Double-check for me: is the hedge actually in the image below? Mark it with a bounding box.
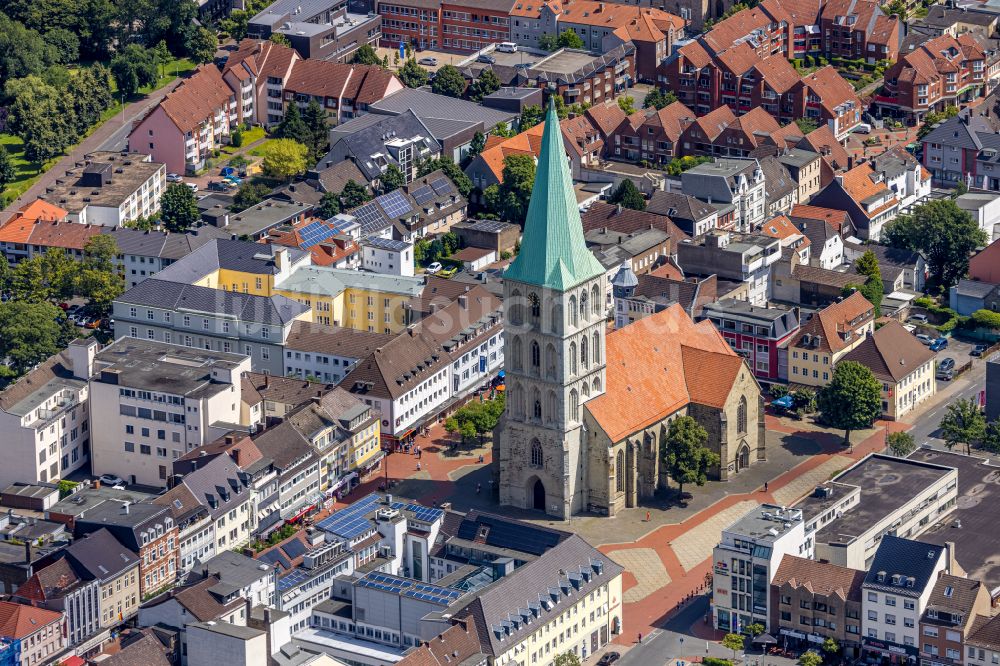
[972,309,1000,329]
[704,658,733,666]
[912,297,960,333]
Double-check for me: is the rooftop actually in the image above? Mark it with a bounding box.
[40,152,164,214]
[725,503,804,542]
[92,338,246,397]
[224,199,311,238]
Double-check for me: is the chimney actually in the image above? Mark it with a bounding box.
[263,374,270,389]
[203,567,210,579]
[225,434,236,446]
[23,541,31,563]
[945,541,962,574]
[68,338,98,380]
[458,295,468,309]
[616,204,623,215]
[122,502,130,515]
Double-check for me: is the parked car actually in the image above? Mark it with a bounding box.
[915,334,933,345]
[497,42,518,53]
[418,57,438,66]
[58,302,70,311]
[438,267,458,278]
[908,314,928,324]
[598,653,621,666]
[426,262,443,274]
[936,368,954,381]
[938,357,955,371]
[208,180,233,192]
[929,337,949,352]
[185,182,199,193]
[66,304,80,315]
[854,123,873,134]
[514,62,534,69]
[84,317,101,329]
[972,344,989,357]
[98,474,125,488]
[476,54,496,64]
[224,175,242,186]
[166,173,184,183]
[220,166,237,178]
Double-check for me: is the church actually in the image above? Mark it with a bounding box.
[494,102,766,519]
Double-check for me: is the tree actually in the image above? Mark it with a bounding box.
[917,107,958,140]
[159,183,200,233]
[661,416,720,495]
[302,99,330,161]
[4,76,77,164]
[538,33,559,51]
[39,248,76,301]
[398,58,429,88]
[232,182,272,212]
[817,361,882,444]
[416,157,473,197]
[188,27,217,64]
[269,33,291,46]
[746,623,764,638]
[468,131,487,159]
[795,117,819,134]
[432,65,467,98]
[0,301,67,376]
[352,44,384,67]
[822,638,840,657]
[556,29,585,49]
[484,154,536,223]
[882,0,907,19]
[380,164,406,193]
[82,234,120,273]
[847,250,884,317]
[491,121,515,138]
[318,191,341,219]
[608,179,646,211]
[76,267,123,312]
[520,104,545,130]
[274,104,312,147]
[46,27,80,64]
[887,431,916,457]
[110,44,158,97]
[444,393,505,446]
[553,653,581,666]
[617,95,636,114]
[220,9,252,41]
[983,420,1000,454]
[798,651,823,666]
[939,397,986,454]
[469,68,501,102]
[57,479,79,499]
[0,146,15,193]
[341,180,372,209]
[883,199,988,290]
[262,139,308,180]
[855,249,880,279]
[722,633,745,663]
[0,14,59,84]
[643,87,678,110]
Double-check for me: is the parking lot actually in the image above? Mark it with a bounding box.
[903,314,982,383]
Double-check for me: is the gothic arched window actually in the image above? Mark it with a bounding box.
[531,439,543,468]
[530,341,540,369]
[511,337,523,371]
[580,336,588,369]
[582,382,590,398]
[592,285,601,315]
[510,289,523,325]
[737,395,748,435]
[569,295,578,327]
[569,342,578,375]
[545,343,557,379]
[616,449,624,493]
[570,389,579,422]
[547,391,558,421]
[533,398,542,420]
[580,290,588,322]
[528,293,541,319]
[593,377,601,393]
[592,331,601,364]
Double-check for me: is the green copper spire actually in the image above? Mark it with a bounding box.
[503,99,605,291]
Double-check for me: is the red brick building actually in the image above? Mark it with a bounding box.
[442,0,514,52]
[377,0,441,51]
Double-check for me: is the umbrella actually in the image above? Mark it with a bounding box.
[753,633,778,645]
[771,395,794,409]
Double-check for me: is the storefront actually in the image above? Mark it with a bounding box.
[863,637,919,664]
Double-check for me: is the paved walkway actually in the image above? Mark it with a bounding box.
[2,79,185,219]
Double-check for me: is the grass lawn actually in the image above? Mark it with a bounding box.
[221,126,267,155]
[2,57,196,206]
[248,139,275,157]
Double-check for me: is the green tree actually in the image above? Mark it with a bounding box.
[76,267,123,313]
[643,87,678,110]
[232,182,272,212]
[491,121,515,138]
[159,183,201,233]
[380,164,406,193]
[352,44,384,66]
[0,300,67,376]
[0,14,59,84]
[887,431,916,457]
[432,65,467,98]
[556,29,585,49]
[746,623,764,638]
[270,33,291,46]
[798,651,823,666]
[882,0,907,19]
[845,250,883,317]
[722,633,745,662]
[398,58,429,88]
[468,131,487,159]
[608,179,646,211]
[983,420,1000,454]
[110,44,158,97]
[188,27,217,64]
[46,27,80,64]
[883,199,988,290]
[520,104,545,130]
[795,117,819,134]
[4,75,77,164]
[484,154,536,223]
[220,9,252,41]
[818,361,883,444]
[82,234,120,273]
[855,249,880,278]
[40,248,76,301]
[274,104,312,147]
[10,257,49,302]
[661,415,720,495]
[318,191,341,218]
[538,33,559,51]
[916,107,958,140]
[617,95,636,114]
[57,479,79,499]
[231,128,244,148]
[341,180,372,209]
[553,653,582,666]
[469,68,501,102]
[416,157,473,197]
[444,393,505,446]
[822,638,840,657]
[0,146,15,193]
[939,397,986,454]
[262,138,309,180]
[302,99,330,161]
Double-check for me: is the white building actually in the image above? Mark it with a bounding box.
[0,338,96,488]
[712,503,812,633]
[861,537,949,662]
[681,158,767,232]
[282,322,394,385]
[187,621,268,666]
[88,338,252,487]
[872,146,932,212]
[360,237,414,277]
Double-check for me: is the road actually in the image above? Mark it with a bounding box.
[907,351,996,448]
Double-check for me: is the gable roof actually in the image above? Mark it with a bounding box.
[97,633,172,666]
[772,554,865,600]
[0,601,62,639]
[64,528,140,582]
[842,320,935,382]
[788,291,873,353]
[837,162,898,219]
[152,65,235,134]
[800,125,850,173]
[585,303,749,441]
[863,535,945,597]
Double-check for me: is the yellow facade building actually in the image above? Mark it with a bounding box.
[788,292,875,387]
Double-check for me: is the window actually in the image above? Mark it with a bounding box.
[531,439,543,468]
[737,396,747,434]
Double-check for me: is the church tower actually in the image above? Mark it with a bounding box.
[496,100,607,519]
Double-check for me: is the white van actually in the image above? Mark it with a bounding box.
[497,42,518,53]
[854,123,873,134]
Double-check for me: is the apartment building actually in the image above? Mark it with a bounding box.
[39,151,167,226]
[129,66,237,175]
[322,110,441,187]
[282,60,404,125]
[62,529,141,631]
[811,162,900,241]
[223,39,299,127]
[0,601,66,666]
[87,338,252,487]
[702,299,800,384]
[247,0,381,62]
[877,34,987,123]
[841,320,936,421]
[919,574,991,666]
[0,339,95,489]
[681,159,767,232]
[676,230,781,305]
[787,292,874,387]
[250,422,323,526]
[14,558,100,649]
[777,148,824,204]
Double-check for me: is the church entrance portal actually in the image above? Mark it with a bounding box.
[737,443,750,472]
[532,479,546,511]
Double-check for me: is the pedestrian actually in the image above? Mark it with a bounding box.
[416,462,421,472]
[764,481,769,492]
[638,632,643,644]
[646,510,651,522]
[479,454,484,464]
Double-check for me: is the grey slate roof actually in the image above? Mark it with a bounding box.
[117,278,308,326]
[647,190,716,223]
[862,535,946,598]
[324,111,441,182]
[921,114,997,151]
[75,502,173,552]
[175,454,252,520]
[369,89,517,131]
[758,155,796,207]
[953,278,998,298]
[64,528,139,582]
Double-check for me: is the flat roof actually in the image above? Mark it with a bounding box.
[911,448,1000,593]
[815,453,956,547]
[226,199,311,238]
[41,152,164,214]
[725,503,804,542]
[702,298,795,323]
[793,481,861,524]
[93,338,246,398]
[533,49,601,74]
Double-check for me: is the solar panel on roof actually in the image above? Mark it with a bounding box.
[278,567,311,591]
[281,538,307,559]
[391,501,443,524]
[429,177,453,195]
[351,202,388,235]
[316,493,381,538]
[410,185,436,206]
[378,190,413,219]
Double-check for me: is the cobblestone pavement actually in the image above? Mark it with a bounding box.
[332,412,903,657]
